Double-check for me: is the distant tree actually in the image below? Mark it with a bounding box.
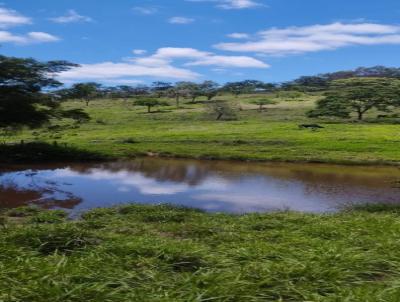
[175,82,201,103]
[132,84,150,96]
[166,87,181,108]
[199,80,220,100]
[250,98,277,112]
[222,80,265,97]
[326,66,400,80]
[288,76,330,92]
[69,82,102,106]
[51,88,72,101]
[259,83,277,92]
[286,66,400,92]
[208,100,238,121]
[133,97,169,113]
[308,78,400,120]
[0,55,78,128]
[151,81,173,98]
[115,85,136,101]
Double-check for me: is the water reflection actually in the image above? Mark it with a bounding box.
[1,158,400,213]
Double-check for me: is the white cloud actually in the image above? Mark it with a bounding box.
[0,30,25,43]
[227,32,250,39]
[0,7,59,44]
[0,30,59,44]
[154,47,210,58]
[58,47,268,84]
[217,0,263,9]
[58,61,200,83]
[56,168,190,195]
[187,0,264,10]
[185,55,269,68]
[133,6,159,15]
[94,79,144,85]
[132,49,147,55]
[168,17,195,24]
[50,9,92,23]
[215,22,400,55]
[27,31,60,42]
[0,7,31,28]
[151,47,268,68]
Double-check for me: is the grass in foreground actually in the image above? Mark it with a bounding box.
[2,204,400,301]
[3,95,400,165]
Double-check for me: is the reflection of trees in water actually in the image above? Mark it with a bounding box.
[70,159,212,186]
[67,158,400,194]
[0,171,82,210]
[280,169,400,201]
[2,158,400,212]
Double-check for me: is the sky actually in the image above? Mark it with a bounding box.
[1,0,400,85]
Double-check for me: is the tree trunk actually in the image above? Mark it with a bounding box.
[85,99,90,106]
[259,104,263,112]
[147,106,151,113]
[176,95,180,108]
[357,110,363,120]
[216,113,223,120]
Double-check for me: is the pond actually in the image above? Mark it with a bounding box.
[1,158,400,214]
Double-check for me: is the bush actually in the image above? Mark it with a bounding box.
[207,100,238,121]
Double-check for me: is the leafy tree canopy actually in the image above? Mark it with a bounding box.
[222,80,270,96]
[0,55,80,128]
[133,97,169,113]
[308,78,400,120]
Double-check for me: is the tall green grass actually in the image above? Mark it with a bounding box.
[2,204,400,301]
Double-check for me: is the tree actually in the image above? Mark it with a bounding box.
[151,81,173,98]
[115,85,136,101]
[199,80,220,100]
[308,78,400,120]
[286,66,400,92]
[68,82,102,106]
[0,55,78,128]
[132,84,150,96]
[285,76,330,92]
[326,66,400,80]
[166,87,181,108]
[250,98,277,112]
[208,100,238,121]
[222,80,265,97]
[133,97,169,113]
[175,82,201,103]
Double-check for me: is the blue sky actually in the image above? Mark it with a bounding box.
[1,0,400,85]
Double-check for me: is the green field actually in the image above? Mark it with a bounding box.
[2,94,400,301]
[2,204,400,301]
[3,93,400,164]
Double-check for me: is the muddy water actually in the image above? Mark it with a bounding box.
[0,158,399,214]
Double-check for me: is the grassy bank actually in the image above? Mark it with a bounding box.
[2,204,400,301]
[3,95,400,165]
[0,142,106,163]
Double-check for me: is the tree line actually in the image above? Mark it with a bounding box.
[1,53,400,130]
[54,80,277,107]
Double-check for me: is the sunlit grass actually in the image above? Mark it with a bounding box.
[2,204,400,301]
[3,94,400,164]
